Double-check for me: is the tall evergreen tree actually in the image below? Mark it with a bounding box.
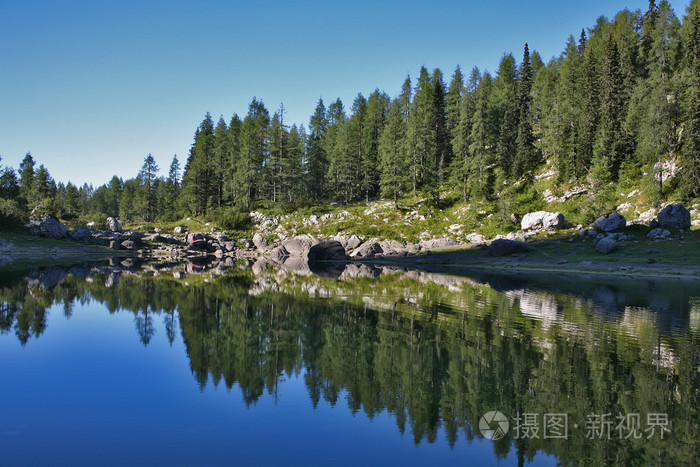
[450,67,479,202]
[513,43,536,178]
[493,54,519,174]
[306,99,329,202]
[406,66,438,197]
[379,76,411,204]
[18,152,35,209]
[683,5,700,197]
[431,69,449,183]
[138,154,159,221]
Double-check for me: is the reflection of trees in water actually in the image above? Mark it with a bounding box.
[0,263,698,463]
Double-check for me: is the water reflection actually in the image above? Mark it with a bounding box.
[0,257,698,464]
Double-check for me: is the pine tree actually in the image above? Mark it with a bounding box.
[306,99,329,202]
[468,72,496,200]
[591,33,625,185]
[379,76,411,204]
[360,90,389,201]
[407,66,438,197]
[493,54,518,174]
[235,99,269,209]
[450,67,479,203]
[683,5,700,197]
[513,43,536,178]
[138,154,159,221]
[0,166,20,200]
[431,69,449,183]
[18,152,35,209]
[213,116,228,207]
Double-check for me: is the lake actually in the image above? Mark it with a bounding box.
[0,257,698,465]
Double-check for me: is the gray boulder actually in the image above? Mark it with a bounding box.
[657,204,691,229]
[595,237,618,254]
[420,238,459,249]
[350,242,383,259]
[378,240,407,257]
[174,226,186,234]
[120,240,137,251]
[521,211,565,231]
[253,233,267,249]
[647,228,671,240]
[488,239,530,257]
[307,240,349,261]
[282,237,315,256]
[105,217,122,232]
[69,226,92,243]
[591,212,626,232]
[26,215,68,239]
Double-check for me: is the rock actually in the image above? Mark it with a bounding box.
[595,237,618,254]
[154,228,162,233]
[521,211,565,231]
[350,242,383,259]
[307,240,349,261]
[105,217,122,232]
[656,204,691,229]
[108,240,121,250]
[120,240,137,250]
[488,239,530,257]
[268,245,289,262]
[332,234,363,252]
[647,228,671,240]
[378,240,406,257]
[26,215,68,239]
[239,238,254,249]
[420,238,459,249]
[174,226,186,234]
[466,233,486,244]
[510,213,520,224]
[86,221,96,228]
[282,237,315,256]
[222,241,236,252]
[591,212,626,232]
[253,233,267,249]
[69,226,92,243]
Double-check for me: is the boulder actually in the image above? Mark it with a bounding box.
[488,239,530,257]
[69,226,92,243]
[253,233,267,249]
[350,241,383,259]
[120,240,137,250]
[647,228,671,240]
[105,217,122,232]
[591,212,626,232]
[521,211,565,231]
[420,238,459,249]
[174,226,186,234]
[239,238,254,249]
[26,215,68,239]
[282,237,315,257]
[595,237,618,254]
[656,204,691,229]
[378,240,407,257]
[108,240,121,250]
[307,240,349,261]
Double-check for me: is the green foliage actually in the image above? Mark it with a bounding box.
[0,198,25,225]
[212,207,252,232]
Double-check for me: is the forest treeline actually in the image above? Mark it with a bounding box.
[2,1,700,227]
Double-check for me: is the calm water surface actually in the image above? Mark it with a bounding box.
[0,258,698,465]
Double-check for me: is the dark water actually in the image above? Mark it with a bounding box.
[0,258,698,466]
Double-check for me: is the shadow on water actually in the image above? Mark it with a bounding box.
[0,255,698,464]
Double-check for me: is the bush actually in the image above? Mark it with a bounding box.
[0,198,26,226]
[213,207,252,232]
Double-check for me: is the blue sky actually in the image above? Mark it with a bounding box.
[0,0,692,186]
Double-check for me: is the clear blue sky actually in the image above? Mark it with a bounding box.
[0,0,692,187]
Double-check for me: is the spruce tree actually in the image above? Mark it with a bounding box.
[406,66,438,197]
[306,99,329,202]
[379,76,411,204]
[18,152,35,209]
[513,43,536,178]
[138,154,159,221]
[683,6,700,197]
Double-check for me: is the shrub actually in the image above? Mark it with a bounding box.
[213,207,252,232]
[0,198,25,226]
